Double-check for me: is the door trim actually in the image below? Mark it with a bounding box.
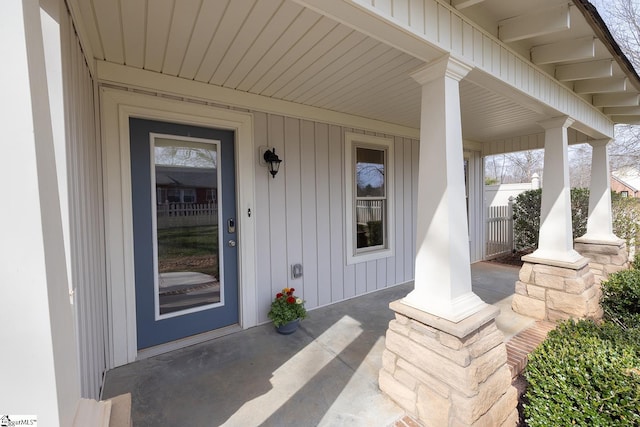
[101,87,257,368]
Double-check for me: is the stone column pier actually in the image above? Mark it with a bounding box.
[513,257,601,321]
[380,55,517,426]
[379,302,518,426]
[574,139,630,284]
[574,238,629,284]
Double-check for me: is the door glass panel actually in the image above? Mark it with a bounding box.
[153,137,222,318]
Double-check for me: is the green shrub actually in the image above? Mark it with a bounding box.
[513,189,542,250]
[367,220,383,246]
[513,188,589,250]
[601,268,640,329]
[570,187,589,239]
[611,193,640,251]
[525,320,640,427]
[513,188,640,252]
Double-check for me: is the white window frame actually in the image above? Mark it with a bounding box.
[345,132,394,265]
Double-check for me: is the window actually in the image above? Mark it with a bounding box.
[621,191,629,197]
[345,132,394,264]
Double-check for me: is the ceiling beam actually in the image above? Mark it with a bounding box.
[555,59,613,81]
[603,106,640,115]
[531,36,595,65]
[574,77,627,94]
[609,115,640,125]
[592,93,640,107]
[452,0,485,10]
[290,0,444,63]
[499,4,570,43]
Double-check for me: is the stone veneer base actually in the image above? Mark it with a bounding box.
[513,255,600,322]
[379,302,518,426]
[574,237,630,285]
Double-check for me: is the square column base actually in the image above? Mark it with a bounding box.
[379,302,518,426]
[513,256,601,322]
[574,237,630,284]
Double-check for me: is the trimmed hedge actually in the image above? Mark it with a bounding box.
[601,266,640,330]
[611,193,640,251]
[513,188,640,251]
[524,320,640,426]
[513,188,589,250]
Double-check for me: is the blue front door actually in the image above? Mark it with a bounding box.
[130,118,238,350]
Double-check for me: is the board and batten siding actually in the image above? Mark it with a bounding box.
[61,9,107,400]
[253,112,418,323]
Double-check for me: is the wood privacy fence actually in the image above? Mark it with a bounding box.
[157,202,218,229]
[486,197,515,259]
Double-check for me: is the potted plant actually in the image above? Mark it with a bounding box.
[268,287,307,334]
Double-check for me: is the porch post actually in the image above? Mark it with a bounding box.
[402,54,486,322]
[0,0,80,424]
[513,117,599,321]
[529,117,582,263]
[574,139,629,283]
[379,55,517,427]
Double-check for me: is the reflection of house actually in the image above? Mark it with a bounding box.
[156,166,218,205]
[611,167,640,198]
[6,0,640,424]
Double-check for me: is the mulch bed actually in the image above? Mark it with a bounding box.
[514,375,529,426]
[486,250,533,267]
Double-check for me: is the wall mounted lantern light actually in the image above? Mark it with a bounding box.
[263,148,282,178]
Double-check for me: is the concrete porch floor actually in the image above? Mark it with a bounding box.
[102,262,534,426]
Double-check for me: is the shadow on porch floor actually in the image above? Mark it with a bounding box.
[101,262,535,426]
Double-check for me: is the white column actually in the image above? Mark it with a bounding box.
[528,117,583,263]
[403,55,486,322]
[0,0,80,425]
[581,139,619,241]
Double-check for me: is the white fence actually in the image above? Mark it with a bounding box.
[157,202,218,228]
[356,200,383,223]
[486,198,514,259]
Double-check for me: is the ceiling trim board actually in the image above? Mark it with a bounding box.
[96,60,420,138]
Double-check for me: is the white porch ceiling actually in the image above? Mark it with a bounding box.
[72,0,639,143]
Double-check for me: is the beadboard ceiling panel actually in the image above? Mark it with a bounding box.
[82,0,625,142]
[460,80,543,141]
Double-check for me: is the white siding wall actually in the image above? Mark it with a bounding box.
[253,111,418,323]
[98,83,418,342]
[61,9,107,399]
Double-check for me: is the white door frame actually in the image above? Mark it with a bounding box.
[101,87,257,368]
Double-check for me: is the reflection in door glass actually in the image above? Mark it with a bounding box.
[154,137,221,316]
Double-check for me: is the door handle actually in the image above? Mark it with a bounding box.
[228,240,236,247]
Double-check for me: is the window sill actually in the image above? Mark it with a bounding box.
[346,248,394,265]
